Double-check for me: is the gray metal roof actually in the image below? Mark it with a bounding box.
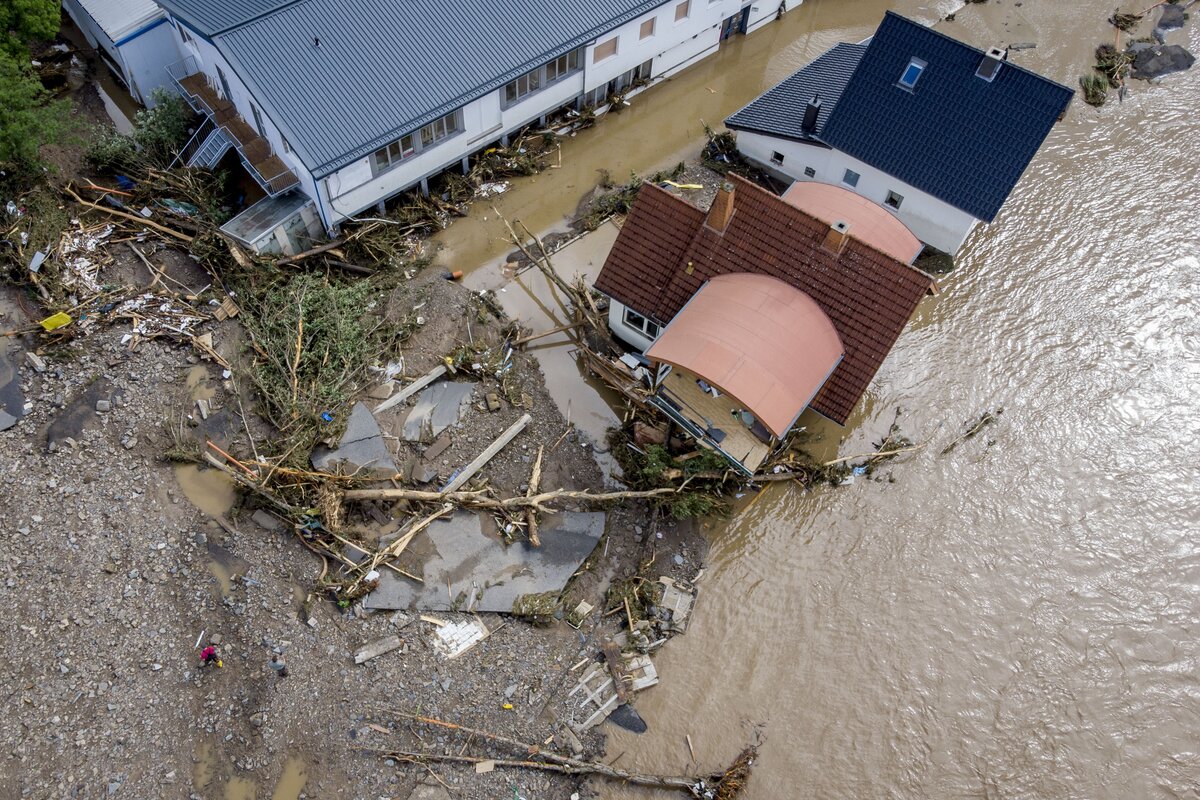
[173,0,668,177]
[725,43,866,142]
[156,0,293,36]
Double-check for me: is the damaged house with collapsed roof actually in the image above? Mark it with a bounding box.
[594,174,937,475]
[724,12,1074,255]
[147,0,804,255]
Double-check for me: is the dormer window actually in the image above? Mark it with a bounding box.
[898,58,925,90]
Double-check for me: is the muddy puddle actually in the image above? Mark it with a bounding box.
[175,463,237,518]
[194,739,308,798]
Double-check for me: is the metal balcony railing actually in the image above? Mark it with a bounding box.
[165,57,299,195]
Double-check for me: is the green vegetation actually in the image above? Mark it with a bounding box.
[85,90,194,172]
[0,0,70,176]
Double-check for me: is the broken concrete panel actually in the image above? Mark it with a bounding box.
[353,634,404,664]
[401,381,475,442]
[311,401,397,477]
[363,511,605,613]
[1157,3,1185,32]
[657,577,697,634]
[0,409,16,431]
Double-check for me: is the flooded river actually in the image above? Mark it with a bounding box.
[457,0,1200,797]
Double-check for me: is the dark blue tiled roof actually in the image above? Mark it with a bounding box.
[821,12,1074,221]
[724,43,866,142]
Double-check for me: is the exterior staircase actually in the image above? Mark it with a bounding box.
[167,58,300,195]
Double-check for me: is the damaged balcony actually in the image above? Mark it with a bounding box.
[166,57,299,196]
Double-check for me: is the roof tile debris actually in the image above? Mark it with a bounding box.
[595,175,936,424]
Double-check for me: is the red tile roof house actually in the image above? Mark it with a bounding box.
[593,174,937,474]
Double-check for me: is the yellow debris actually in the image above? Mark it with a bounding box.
[39,312,72,331]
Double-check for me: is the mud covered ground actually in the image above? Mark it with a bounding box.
[0,240,707,799]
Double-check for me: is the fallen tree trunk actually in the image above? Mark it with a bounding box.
[342,486,677,512]
[368,712,752,796]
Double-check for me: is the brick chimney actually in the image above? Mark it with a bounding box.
[822,220,850,254]
[705,181,735,233]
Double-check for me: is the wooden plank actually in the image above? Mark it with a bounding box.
[374,365,447,413]
[441,414,531,492]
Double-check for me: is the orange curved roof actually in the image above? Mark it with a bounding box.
[782,181,923,263]
[644,273,843,437]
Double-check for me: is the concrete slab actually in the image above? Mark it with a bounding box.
[311,402,396,477]
[401,380,475,442]
[363,510,606,613]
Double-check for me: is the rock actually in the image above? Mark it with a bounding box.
[0,410,16,431]
[504,683,517,698]
[95,399,111,413]
[673,554,684,565]
[209,633,222,645]
[367,381,394,400]
[25,352,46,373]
[122,437,137,450]
[1131,44,1195,80]
[1008,42,1036,51]
[1157,3,1185,32]
[485,392,502,412]
[251,510,282,532]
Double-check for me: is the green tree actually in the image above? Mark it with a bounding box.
[0,0,69,174]
[1,0,59,57]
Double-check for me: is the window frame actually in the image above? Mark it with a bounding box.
[898,58,926,90]
[177,23,196,48]
[623,307,660,338]
[640,18,656,39]
[803,166,816,178]
[250,103,267,140]
[842,168,860,188]
[504,68,541,105]
[885,190,904,210]
[770,151,785,165]
[593,36,618,63]
[372,132,416,174]
[674,0,691,23]
[420,111,459,148]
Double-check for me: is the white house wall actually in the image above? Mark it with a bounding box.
[607,301,658,352]
[736,129,978,254]
[118,22,181,107]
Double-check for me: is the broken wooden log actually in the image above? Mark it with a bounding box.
[525,445,544,547]
[512,321,584,347]
[342,486,676,512]
[364,713,757,798]
[374,365,447,413]
[64,186,194,242]
[441,413,531,492]
[275,236,345,265]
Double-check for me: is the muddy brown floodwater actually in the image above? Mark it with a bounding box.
[600,3,1200,799]
[450,0,1199,797]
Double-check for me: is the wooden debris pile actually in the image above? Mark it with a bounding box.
[364,712,759,798]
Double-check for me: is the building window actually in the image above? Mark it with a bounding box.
[281,135,291,154]
[420,111,459,147]
[372,133,415,173]
[803,166,816,177]
[898,58,926,90]
[675,1,691,22]
[177,23,196,47]
[594,37,618,63]
[842,169,860,187]
[770,151,784,165]
[624,308,660,339]
[640,18,655,39]
[544,49,581,83]
[504,68,541,105]
[216,65,233,100]
[885,190,904,209]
